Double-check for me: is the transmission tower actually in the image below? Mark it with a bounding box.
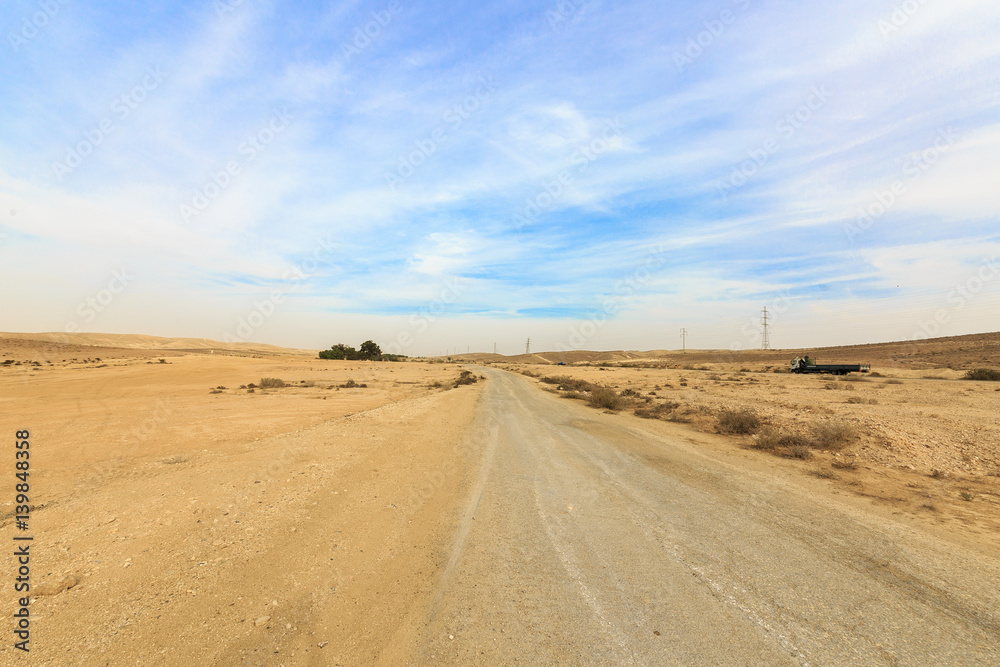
[494,342,497,355]
[761,307,771,350]
[525,338,531,355]
[680,328,687,353]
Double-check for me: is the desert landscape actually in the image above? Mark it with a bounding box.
[2,331,999,664]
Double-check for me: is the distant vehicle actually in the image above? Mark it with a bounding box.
[557,362,566,366]
[790,357,870,375]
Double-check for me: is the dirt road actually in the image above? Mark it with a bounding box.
[417,368,1000,665]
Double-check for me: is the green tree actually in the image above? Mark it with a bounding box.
[318,343,357,360]
[359,340,382,360]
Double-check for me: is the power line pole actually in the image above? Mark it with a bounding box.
[494,342,497,355]
[761,307,771,350]
[680,328,687,353]
[525,338,531,355]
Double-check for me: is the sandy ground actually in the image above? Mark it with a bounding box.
[0,337,484,664]
[2,332,999,664]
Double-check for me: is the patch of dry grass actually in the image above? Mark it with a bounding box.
[716,408,762,435]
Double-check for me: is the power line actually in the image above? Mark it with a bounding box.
[761,307,771,350]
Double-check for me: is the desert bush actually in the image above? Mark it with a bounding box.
[964,368,1000,381]
[633,401,681,420]
[541,375,595,392]
[831,456,858,470]
[454,370,478,387]
[259,378,286,388]
[959,491,975,502]
[716,408,762,435]
[811,422,857,449]
[587,387,625,410]
[785,445,812,460]
[749,426,780,449]
[778,433,812,448]
[620,388,640,397]
[846,397,877,405]
[883,379,903,385]
[930,468,946,479]
[340,379,368,388]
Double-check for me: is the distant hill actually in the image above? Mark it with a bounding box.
[438,331,1000,370]
[0,332,315,358]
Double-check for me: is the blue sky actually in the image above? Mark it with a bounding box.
[1,0,998,355]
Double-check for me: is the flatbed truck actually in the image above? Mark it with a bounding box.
[790,358,870,375]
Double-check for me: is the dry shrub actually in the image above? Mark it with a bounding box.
[716,408,762,435]
[587,387,625,410]
[846,397,878,405]
[454,370,478,387]
[542,375,595,392]
[634,401,681,420]
[259,377,286,388]
[883,379,904,385]
[811,421,857,450]
[964,368,1000,381]
[831,456,858,470]
[785,445,812,460]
